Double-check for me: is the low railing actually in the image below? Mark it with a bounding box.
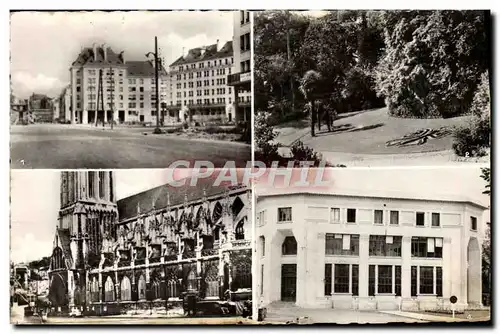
[231,240,251,248]
[201,249,218,257]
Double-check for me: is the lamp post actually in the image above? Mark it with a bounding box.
[146,36,162,134]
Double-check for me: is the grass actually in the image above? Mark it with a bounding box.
[276,107,474,155]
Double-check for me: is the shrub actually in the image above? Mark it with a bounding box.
[452,72,491,157]
[290,140,322,162]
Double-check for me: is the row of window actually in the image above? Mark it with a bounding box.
[177,58,234,72]
[176,88,230,98]
[324,264,442,296]
[240,33,251,52]
[240,10,250,25]
[277,207,478,230]
[276,235,444,258]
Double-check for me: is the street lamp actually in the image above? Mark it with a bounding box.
[146,36,162,134]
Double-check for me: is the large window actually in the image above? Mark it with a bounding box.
[138,275,146,300]
[235,221,245,240]
[98,171,105,199]
[334,264,350,293]
[411,237,443,258]
[411,266,443,296]
[378,265,392,293]
[278,207,292,222]
[347,209,356,223]
[88,171,95,198]
[419,266,434,294]
[390,211,399,225]
[104,276,114,302]
[471,216,478,231]
[282,236,297,255]
[374,210,383,224]
[369,235,402,257]
[324,263,358,295]
[416,212,425,226]
[432,213,440,227]
[151,279,160,300]
[260,265,264,295]
[120,276,131,301]
[325,234,359,256]
[260,236,265,257]
[368,265,402,295]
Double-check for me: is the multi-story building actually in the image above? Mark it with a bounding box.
[58,85,72,122]
[47,172,251,316]
[256,190,487,312]
[69,44,168,125]
[227,10,251,124]
[168,40,235,124]
[29,93,54,123]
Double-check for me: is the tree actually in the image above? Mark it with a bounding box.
[480,167,491,306]
[375,10,489,118]
[299,70,323,137]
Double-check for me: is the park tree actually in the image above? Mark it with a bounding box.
[375,10,489,118]
[480,167,491,305]
[299,70,323,137]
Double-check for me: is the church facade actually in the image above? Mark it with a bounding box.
[48,171,251,316]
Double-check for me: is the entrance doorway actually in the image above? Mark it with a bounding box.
[281,264,297,302]
[118,110,125,123]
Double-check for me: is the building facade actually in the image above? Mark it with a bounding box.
[48,172,251,316]
[69,44,168,125]
[29,93,54,123]
[227,10,251,124]
[256,191,486,312]
[168,40,235,124]
[58,85,72,122]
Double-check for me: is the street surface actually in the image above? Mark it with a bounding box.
[10,125,251,169]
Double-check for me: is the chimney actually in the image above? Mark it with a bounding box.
[102,44,107,62]
[92,43,97,61]
[200,46,206,57]
[182,47,186,58]
[119,51,124,64]
[216,39,220,51]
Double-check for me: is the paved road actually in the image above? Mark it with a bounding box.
[10,125,251,169]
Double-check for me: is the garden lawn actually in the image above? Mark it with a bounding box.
[276,107,473,155]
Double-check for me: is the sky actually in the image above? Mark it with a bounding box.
[10,167,490,264]
[10,10,234,99]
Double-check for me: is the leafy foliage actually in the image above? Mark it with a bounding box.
[452,71,491,156]
[375,10,489,118]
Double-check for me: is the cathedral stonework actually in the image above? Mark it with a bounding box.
[48,172,251,316]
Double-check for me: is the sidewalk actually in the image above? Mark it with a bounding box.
[380,310,490,323]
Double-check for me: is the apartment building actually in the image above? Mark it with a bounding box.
[227,10,251,124]
[69,44,167,125]
[168,40,235,123]
[256,190,487,312]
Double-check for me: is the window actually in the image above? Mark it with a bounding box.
[416,212,425,226]
[369,265,375,296]
[120,276,131,301]
[395,266,401,296]
[352,265,359,296]
[374,210,384,224]
[235,221,245,240]
[324,264,332,296]
[98,171,105,199]
[88,171,95,198]
[104,276,114,302]
[432,213,440,227]
[260,236,265,256]
[411,237,443,258]
[369,235,402,257]
[151,280,160,300]
[325,263,358,296]
[334,264,350,293]
[378,265,392,294]
[436,267,443,297]
[347,209,356,223]
[411,266,418,297]
[471,216,477,231]
[282,236,297,255]
[330,208,340,223]
[278,207,292,222]
[325,234,359,256]
[390,211,399,225]
[419,266,434,294]
[187,270,197,291]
